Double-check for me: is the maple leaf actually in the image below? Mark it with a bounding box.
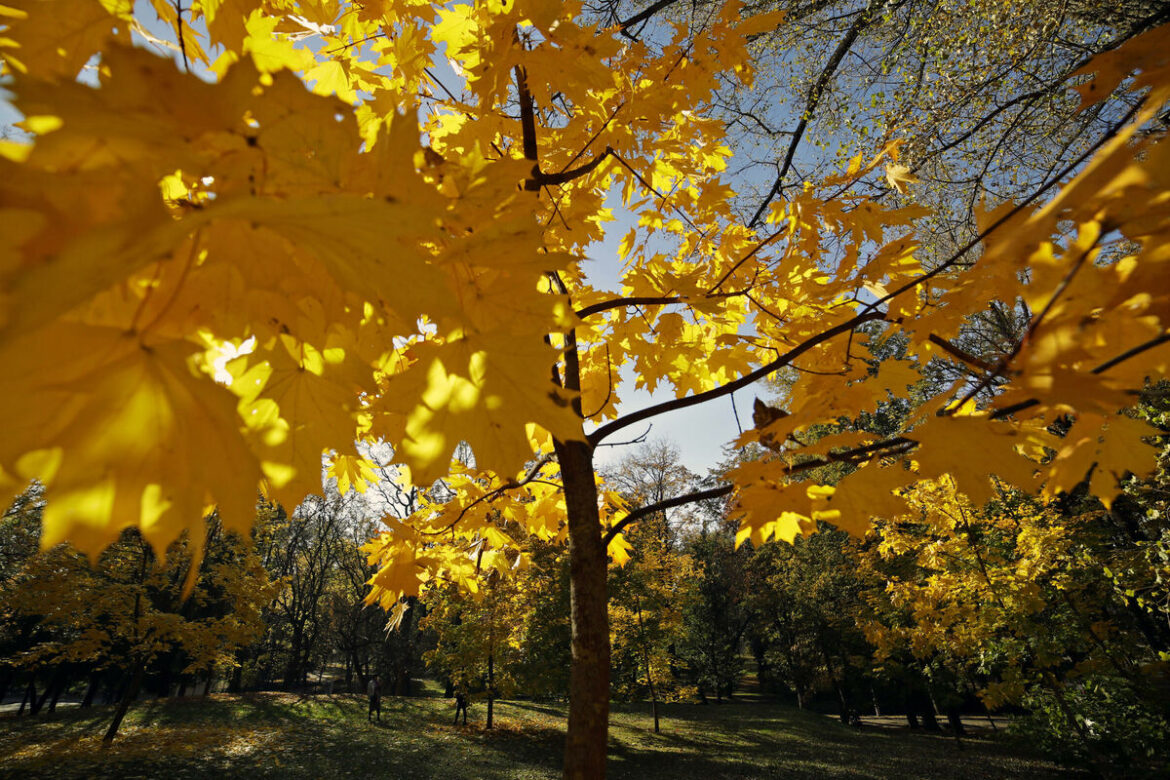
[327,452,381,495]
[388,334,580,485]
[0,0,131,78]
[909,412,1047,507]
[1047,414,1159,506]
[811,464,915,535]
[0,322,260,559]
[884,162,919,194]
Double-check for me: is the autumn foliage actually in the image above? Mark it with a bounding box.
[3,0,1170,775]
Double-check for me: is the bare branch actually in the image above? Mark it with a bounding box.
[594,423,653,449]
[603,484,733,546]
[589,309,887,445]
[747,0,880,228]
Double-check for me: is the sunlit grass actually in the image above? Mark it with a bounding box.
[0,691,1081,779]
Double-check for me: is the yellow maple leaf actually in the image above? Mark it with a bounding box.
[884,162,919,194]
[0,322,260,560]
[391,333,581,485]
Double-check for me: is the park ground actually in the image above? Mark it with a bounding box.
[0,688,1084,779]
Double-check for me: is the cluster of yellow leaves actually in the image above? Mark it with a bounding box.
[2,0,1169,610]
[1,0,580,571]
[858,479,1062,665]
[730,26,1170,541]
[3,0,792,607]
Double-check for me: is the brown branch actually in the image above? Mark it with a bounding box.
[594,423,653,449]
[617,0,681,38]
[708,227,787,293]
[533,148,613,187]
[772,436,917,480]
[576,295,685,319]
[582,343,614,420]
[514,62,541,190]
[985,329,1170,421]
[547,272,584,418]
[1090,331,1170,376]
[325,32,387,55]
[173,0,189,72]
[928,334,999,375]
[558,102,625,174]
[589,309,887,445]
[747,0,879,228]
[603,484,733,546]
[609,150,705,235]
[422,453,557,536]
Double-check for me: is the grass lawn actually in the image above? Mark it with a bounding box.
[0,691,1083,779]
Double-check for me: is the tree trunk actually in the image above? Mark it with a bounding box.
[946,706,965,737]
[555,437,610,780]
[104,660,146,745]
[32,674,54,716]
[48,674,66,713]
[82,674,100,709]
[18,679,35,717]
[817,634,848,724]
[634,596,660,734]
[487,648,495,730]
[918,695,941,731]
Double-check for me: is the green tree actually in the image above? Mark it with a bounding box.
[677,501,751,704]
[0,502,275,741]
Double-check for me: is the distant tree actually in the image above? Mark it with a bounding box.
[0,501,274,742]
[422,571,525,729]
[678,515,751,704]
[746,529,872,722]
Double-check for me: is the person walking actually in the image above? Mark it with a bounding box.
[367,676,382,723]
[453,690,468,726]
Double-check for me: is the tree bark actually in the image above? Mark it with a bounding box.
[18,680,35,717]
[81,673,99,709]
[104,660,146,745]
[487,649,495,730]
[555,437,610,780]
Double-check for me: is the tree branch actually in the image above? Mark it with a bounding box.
[533,147,614,187]
[603,484,733,546]
[617,0,681,38]
[594,423,653,449]
[514,62,541,191]
[576,295,685,319]
[589,309,887,445]
[928,334,999,375]
[422,453,557,536]
[747,0,879,228]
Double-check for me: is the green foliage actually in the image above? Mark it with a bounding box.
[0,490,276,712]
[676,521,750,702]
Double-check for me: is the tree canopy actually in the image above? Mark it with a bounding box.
[3,0,1170,776]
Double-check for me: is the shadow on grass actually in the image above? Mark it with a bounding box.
[0,693,1084,780]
